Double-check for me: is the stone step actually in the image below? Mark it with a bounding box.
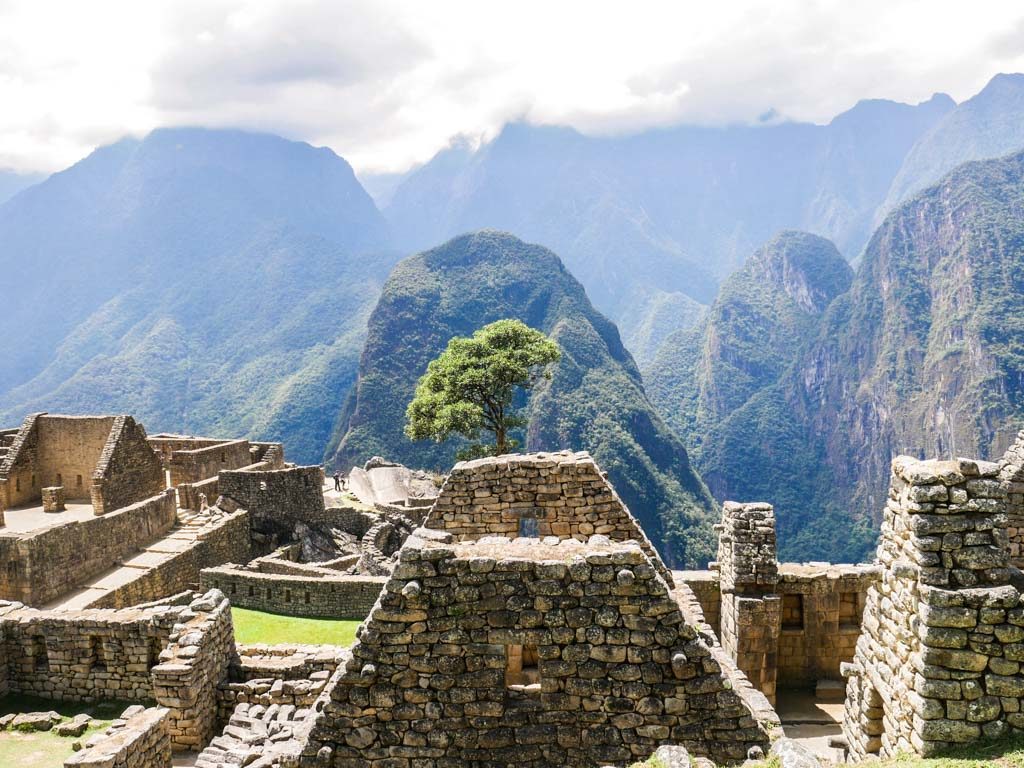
[816,678,846,701]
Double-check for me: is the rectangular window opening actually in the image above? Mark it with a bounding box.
[285,589,292,603]
[505,643,540,692]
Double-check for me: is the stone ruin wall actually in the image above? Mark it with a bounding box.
[218,465,325,534]
[150,590,235,752]
[715,502,782,706]
[0,489,177,605]
[426,450,674,586]
[201,564,386,619]
[674,501,879,710]
[302,531,771,768]
[90,415,166,515]
[0,414,164,515]
[0,599,180,702]
[842,455,1024,759]
[1000,431,1024,568]
[66,706,172,768]
[90,508,252,610]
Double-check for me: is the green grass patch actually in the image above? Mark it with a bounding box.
[231,607,362,646]
[882,733,1024,768]
[0,695,129,768]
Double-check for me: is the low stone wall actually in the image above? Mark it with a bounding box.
[217,672,333,722]
[201,564,386,619]
[152,590,235,752]
[231,644,347,682]
[0,600,182,702]
[65,706,171,768]
[0,489,176,605]
[90,509,251,609]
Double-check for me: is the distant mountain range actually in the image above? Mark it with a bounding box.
[650,149,1024,562]
[0,128,394,462]
[330,230,718,567]
[3,73,1024,564]
[0,170,44,205]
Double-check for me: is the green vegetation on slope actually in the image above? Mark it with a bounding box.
[231,607,362,646]
[646,231,855,560]
[655,150,1024,563]
[331,230,718,567]
[0,128,394,464]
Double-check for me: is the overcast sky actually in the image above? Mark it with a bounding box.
[3,0,1024,175]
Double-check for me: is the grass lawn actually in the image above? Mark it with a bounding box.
[231,607,362,646]
[0,695,129,768]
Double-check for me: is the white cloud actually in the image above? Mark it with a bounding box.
[2,0,1024,174]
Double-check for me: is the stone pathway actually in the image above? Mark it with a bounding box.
[43,510,224,610]
[777,690,844,764]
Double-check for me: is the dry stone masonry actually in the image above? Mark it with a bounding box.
[427,450,674,586]
[842,456,1024,758]
[302,527,771,767]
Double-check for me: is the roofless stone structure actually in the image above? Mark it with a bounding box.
[301,452,773,767]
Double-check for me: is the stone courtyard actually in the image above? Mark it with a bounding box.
[8,412,1024,767]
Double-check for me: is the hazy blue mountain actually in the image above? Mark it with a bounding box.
[0,170,44,205]
[384,95,953,359]
[879,74,1024,218]
[0,128,394,462]
[330,230,719,567]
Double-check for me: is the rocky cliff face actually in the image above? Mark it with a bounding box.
[659,151,1024,562]
[647,231,852,475]
[329,230,719,567]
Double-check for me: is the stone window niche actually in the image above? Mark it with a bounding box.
[839,591,863,630]
[90,636,107,671]
[32,635,48,671]
[781,594,804,631]
[76,474,83,489]
[505,643,540,693]
[513,507,545,538]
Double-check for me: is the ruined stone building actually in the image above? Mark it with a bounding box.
[301,452,776,767]
[13,412,1024,768]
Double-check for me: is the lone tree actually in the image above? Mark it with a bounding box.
[405,319,561,458]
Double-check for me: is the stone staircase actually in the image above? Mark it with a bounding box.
[193,700,313,768]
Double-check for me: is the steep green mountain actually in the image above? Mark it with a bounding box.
[384,95,953,359]
[329,230,718,567]
[0,170,44,205]
[880,74,1024,218]
[663,151,1024,562]
[646,231,852,487]
[0,128,394,462]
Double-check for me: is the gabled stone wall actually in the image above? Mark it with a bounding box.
[426,451,674,586]
[91,415,166,515]
[302,531,770,767]
[842,456,1024,759]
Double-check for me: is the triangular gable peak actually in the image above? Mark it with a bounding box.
[426,450,675,586]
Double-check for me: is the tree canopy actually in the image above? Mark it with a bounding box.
[405,318,561,457]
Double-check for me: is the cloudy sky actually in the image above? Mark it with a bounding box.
[3,0,1024,175]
